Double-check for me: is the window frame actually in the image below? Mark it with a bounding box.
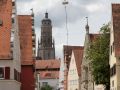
[42,82,48,86]
[0,67,5,79]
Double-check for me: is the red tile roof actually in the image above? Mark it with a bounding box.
[18,15,34,65]
[63,45,84,69]
[73,47,84,76]
[0,0,12,60]
[112,4,120,57]
[89,34,100,42]
[35,59,60,69]
[38,71,59,79]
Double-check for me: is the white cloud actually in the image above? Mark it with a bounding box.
[16,0,120,58]
[86,4,103,13]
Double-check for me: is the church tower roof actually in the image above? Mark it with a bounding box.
[42,12,51,23]
[85,17,89,34]
[37,12,55,60]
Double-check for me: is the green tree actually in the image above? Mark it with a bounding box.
[87,24,110,90]
[41,85,53,90]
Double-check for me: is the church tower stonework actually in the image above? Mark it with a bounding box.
[37,12,55,60]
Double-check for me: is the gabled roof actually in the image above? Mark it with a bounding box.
[73,47,84,76]
[63,45,84,69]
[112,4,120,57]
[35,59,60,69]
[38,71,59,79]
[18,15,34,65]
[0,0,12,60]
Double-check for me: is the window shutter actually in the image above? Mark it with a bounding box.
[5,67,10,79]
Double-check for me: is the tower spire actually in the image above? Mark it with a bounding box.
[85,17,89,34]
[31,8,34,17]
[45,11,48,18]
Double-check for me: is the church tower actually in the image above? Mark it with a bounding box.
[37,12,55,60]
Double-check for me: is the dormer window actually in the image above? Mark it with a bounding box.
[12,1,15,6]
[32,19,34,26]
[12,18,14,23]
[0,19,3,26]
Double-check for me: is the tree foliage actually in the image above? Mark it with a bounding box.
[87,24,110,90]
[41,85,53,90]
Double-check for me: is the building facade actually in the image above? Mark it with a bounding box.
[81,19,104,90]
[35,59,60,90]
[81,21,94,90]
[37,12,55,60]
[110,4,120,90]
[0,0,21,90]
[18,14,36,90]
[67,48,83,90]
[63,45,84,90]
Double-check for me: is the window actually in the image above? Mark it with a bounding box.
[111,45,112,54]
[42,82,48,86]
[39,82,41,89]
[12,18,15,23]
[113,42,114,52]
[0,19,3,26]
[14,69,20,82]
[112,80,114,87]
[110,64,116,77]
[72,59,74,63]
[0,67,10,79]
[0,67,4,79]
[12,1,15,6]
[32,19,34,26]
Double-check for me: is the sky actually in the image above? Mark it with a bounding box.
[16,0,120,58]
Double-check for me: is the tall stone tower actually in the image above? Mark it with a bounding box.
[37,12,55,60]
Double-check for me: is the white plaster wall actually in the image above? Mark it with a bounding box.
[68,52,79,90]
[0,60,14,79]
[12,2,21,73]
[0,80,21,90]
[110,21,117,90]
[94,84,105,90]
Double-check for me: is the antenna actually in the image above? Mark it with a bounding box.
[62,1,69,90]
[62,0,69,47]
